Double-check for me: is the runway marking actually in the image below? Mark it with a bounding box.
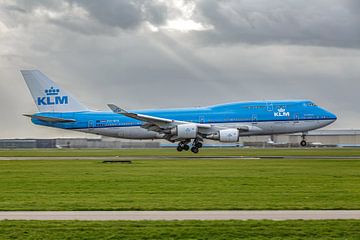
[0,211,359,221]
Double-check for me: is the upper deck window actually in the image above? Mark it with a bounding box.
[242,105,266,109]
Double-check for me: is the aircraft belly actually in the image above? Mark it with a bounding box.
[268,120,325,134]
[117,127,161,139]
[213,120,328,136]
[78,127,161,139]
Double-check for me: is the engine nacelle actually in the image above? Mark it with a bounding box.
[207,129,240,142]
[220,129,240,142]
[171,123,198,139]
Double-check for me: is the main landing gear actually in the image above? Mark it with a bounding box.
[177,140,190,152]
[191,139,203,154]
[300,133,307,147]
[177,139,203,154]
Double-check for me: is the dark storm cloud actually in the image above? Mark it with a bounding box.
[9,0,66,11]
[3,4,26,13]
[4,0,169,33]
[71,0,165,30]
[6,0,360,48]
[195,0,360,48]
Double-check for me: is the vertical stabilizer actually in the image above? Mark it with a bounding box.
[21,70,89,112]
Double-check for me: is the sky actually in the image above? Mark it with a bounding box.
[0,0,359,138]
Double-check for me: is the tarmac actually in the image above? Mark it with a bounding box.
[1,156,360,161]
[0,211,360,220]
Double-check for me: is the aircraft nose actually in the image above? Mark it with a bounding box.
[330,112,337,122]
[326,110,337,122]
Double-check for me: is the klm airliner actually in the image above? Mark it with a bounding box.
[21,70,337,153]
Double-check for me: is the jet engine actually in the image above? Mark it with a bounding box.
[171,123,198,139]
[207,129,240,142]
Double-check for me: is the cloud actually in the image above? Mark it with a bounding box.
[0,0,171,35]
[3,0,360,48]
[195,0,360,48]
[72,0,168,30]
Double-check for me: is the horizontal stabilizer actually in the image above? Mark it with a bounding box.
[23,114,76,123]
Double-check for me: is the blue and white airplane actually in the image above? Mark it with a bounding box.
[21,70,337,153]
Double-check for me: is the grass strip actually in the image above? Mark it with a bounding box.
[0,220,359,240]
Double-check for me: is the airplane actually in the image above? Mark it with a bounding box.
[21,70,337,153]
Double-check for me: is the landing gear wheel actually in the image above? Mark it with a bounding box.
[191,147,199,154]
[183,144,190,151]
[177,145,183,152]
[195,142,203,148]
[300,140,307,147]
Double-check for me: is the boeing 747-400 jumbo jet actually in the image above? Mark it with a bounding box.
[21,70,337,153]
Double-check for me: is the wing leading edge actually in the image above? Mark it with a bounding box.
[107,104,212,129]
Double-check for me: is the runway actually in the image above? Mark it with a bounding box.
[1,156,360,161]
[0,211,360,221]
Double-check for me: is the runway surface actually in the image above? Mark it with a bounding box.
[0,211,360,220]
[1,156,360,161]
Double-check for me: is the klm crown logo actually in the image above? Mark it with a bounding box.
[37,87,69,106]
[274,107,290,117]
[45,87,60,96]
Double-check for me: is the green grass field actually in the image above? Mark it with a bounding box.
[0,148,359,210]
[1,147,360,157]
[1,149,360,239]
[0,220,359,240]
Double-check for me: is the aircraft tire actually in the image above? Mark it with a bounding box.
[300,140,307,147]
[183,145,190,151]
[191,147,199,154]
[177,145,183,152]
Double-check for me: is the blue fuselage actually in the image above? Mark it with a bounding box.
[31,100,336,140]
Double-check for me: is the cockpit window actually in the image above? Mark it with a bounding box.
[306,102,317,107]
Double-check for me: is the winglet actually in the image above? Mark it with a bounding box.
[107,104,128,114]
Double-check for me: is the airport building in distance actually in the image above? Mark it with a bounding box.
[0,129,360,149]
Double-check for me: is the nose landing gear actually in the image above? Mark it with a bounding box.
[300,133,307,147]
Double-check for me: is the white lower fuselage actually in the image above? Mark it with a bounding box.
[78,119,335,140]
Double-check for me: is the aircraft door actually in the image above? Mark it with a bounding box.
[294,113,300,123]
[252,114,257,125]
[199,116,205,124]
[88,120,94,128]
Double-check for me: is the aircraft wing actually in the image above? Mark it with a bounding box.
[107,104,260,142]
[107,104,211,129]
